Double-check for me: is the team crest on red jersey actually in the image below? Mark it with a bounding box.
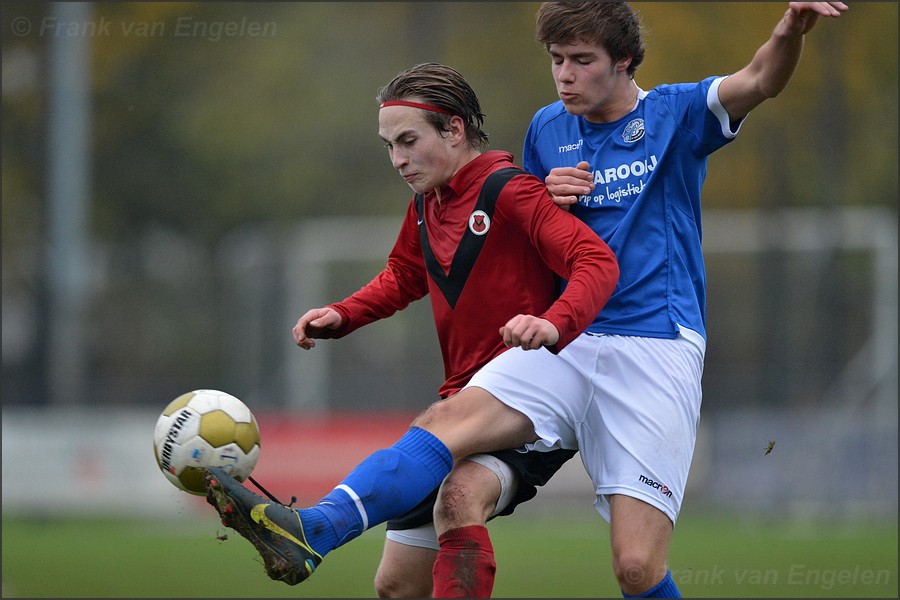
[468,210,491,236]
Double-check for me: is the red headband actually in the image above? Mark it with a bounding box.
[379,100,455,116]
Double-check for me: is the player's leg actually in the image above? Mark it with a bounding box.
[429,341,593,597]
[432,449,577,598]
[375,453,525,598]
[435,455,515,531]
[375,489,442,598]
[204,385,537,585]
[609,495,680,597]
[415,388,539,458]
[431,457,508,598]
[580,330,704,598]
[375,538,437,598]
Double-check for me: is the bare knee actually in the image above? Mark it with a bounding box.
[612,548,667,595]
[375,540,436,598]
[412,397,453,430]
[372,568,400,598]
[374,567,431,599]
[609,495,673,595]
[434,461,501,533]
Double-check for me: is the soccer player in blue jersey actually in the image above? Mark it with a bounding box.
[426,2,848,598]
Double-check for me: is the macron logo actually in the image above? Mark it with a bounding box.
[639,474,673,498]
[558,139,583,153]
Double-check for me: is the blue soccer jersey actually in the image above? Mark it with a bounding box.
[523,76,742,341]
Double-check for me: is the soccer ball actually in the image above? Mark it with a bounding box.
[153,389,261,495]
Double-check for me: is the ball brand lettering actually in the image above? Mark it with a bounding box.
[154,390,260,495]
[160,409,194,472]
[639,474,673,497]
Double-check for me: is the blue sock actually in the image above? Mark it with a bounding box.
[296,427,452,557]
[622,570,681,598]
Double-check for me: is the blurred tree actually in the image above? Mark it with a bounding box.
[2,2,896,407]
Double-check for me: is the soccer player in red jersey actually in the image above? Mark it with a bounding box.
[203,62,618,594]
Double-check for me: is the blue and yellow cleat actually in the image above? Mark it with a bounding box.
[204,466,322,585]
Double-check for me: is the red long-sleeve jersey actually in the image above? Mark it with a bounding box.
[323,150,618,398]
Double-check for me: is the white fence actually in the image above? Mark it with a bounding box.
[3,207,896,519]
[2,404,896,520]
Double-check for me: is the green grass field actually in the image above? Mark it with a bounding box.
[2,510,896,598]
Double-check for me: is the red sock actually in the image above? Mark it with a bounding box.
[432,525,496,598]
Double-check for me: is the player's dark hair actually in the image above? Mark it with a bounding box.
[536,2,645,78]
[377,62,489,151]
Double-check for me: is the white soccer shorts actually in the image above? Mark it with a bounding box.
[464,328,705,525]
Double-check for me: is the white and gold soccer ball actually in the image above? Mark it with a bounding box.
[153,389,261,495]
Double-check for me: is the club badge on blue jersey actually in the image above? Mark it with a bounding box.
[622,118,645,143]
[468,210,490,236]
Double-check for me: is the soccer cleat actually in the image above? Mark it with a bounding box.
[204,466,322,585]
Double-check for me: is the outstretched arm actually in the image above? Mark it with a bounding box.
[718,2,847,121]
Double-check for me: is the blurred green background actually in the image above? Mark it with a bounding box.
[2,1,897,410]
[2,2,898,598]
[3,510,897,598]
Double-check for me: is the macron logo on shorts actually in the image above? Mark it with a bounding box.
[638,474,673,498]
